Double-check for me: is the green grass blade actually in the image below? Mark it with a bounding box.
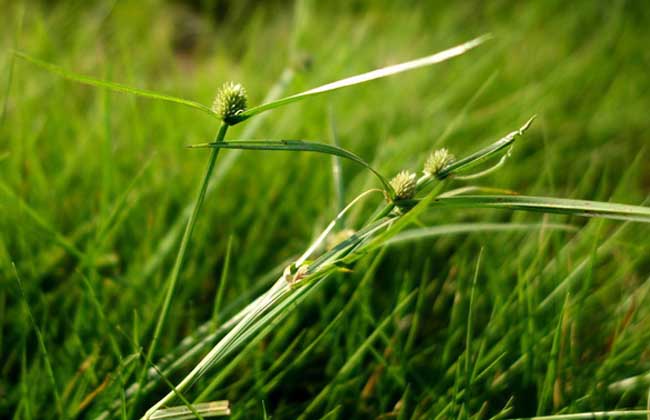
[386,222,577,246]
[212,235,234,327]
[149,401,230,420]
[427,195,650,223]
[261,251,387,396]
[78,271,123,360]
[1,182,86,260]
[508,410,650,419]
[433,70,499,147]
[319,405,343,420]
[537,293,569,415]
[296,189,384,267]
[236,35,491,122]
[438,116,535,179]
[299,289,418,419]
[328,107,346,216]
[194,304,304,403]
[365,183,447,252]
[19,345,32,420]
[14,51,216,117]
[189,139,393,194]
[464,249,482,415]
[12,264,64,418]
[145,361,207,420]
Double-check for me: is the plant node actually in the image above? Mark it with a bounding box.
[212,82,248,125]
[283,263,310,287]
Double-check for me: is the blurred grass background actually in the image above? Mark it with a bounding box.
[1,0,650,418]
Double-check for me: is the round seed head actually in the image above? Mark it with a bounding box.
[424,148,455,178]
[390,170,417,200]
[212,82,248,125]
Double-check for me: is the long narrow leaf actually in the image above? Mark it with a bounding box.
[14,51,216,117]
[507,410,650,420]
[386,222,577,246]
[236,35,491,122]
[427,195,650,223]
[150,402,230,420]
[189,139,393,194]
[438,116,535,178]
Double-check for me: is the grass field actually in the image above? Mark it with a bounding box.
[2,0,650,419]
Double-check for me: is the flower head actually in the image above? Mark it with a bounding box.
[212,82,248,125]
[390,170,417,200]
[283,263,310,287]
[424,148,454,178]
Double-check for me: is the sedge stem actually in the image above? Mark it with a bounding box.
[132,122,229,417]
[369,203,395,224]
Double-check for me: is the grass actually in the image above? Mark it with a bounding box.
[2,0,650,419]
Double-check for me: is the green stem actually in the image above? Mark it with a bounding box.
[133,123,229,416]
[369,203,395,223]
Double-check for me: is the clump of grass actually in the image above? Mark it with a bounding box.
[15,30,650,420]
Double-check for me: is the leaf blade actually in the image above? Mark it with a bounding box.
[386,222,577,246]
[150,401,230,420]
[237,34,491,121]
[14,51,216,116]
[189,139,393,194]
[438,116,535,178]
[427,195,650,223]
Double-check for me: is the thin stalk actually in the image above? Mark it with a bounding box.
[369,203,395,224]
[13,265,64,419]
[133,123,229,415]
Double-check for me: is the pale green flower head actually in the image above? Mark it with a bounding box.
[424,148,454,178]
[390,170,417,200]
[212,82,248,125]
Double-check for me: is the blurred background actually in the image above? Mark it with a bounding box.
[1,0,649,418]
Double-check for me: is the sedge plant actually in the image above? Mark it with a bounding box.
[16,33,650,420]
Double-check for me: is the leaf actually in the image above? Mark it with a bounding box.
[438,116,535,179]
[386,222,577,246]
[235,35,491,122]
[189,139,394,194]
[506,410,650,420]
[14,51,216,117]
[426,195,650,223]
[150,401,230,420]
